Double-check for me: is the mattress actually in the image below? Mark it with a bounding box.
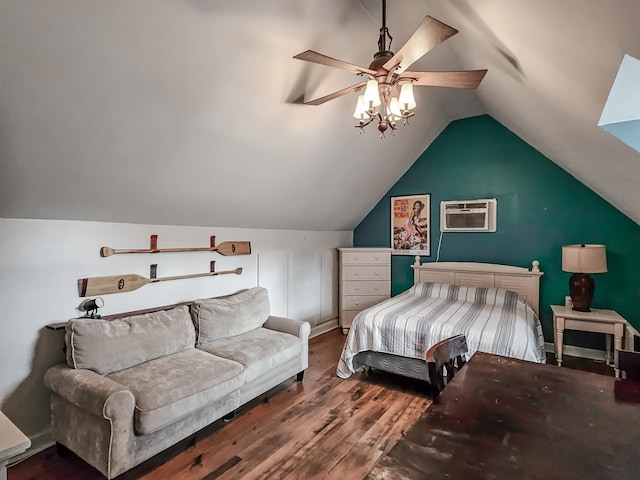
[337,282,545,378]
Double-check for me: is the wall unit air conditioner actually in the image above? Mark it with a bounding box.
[440,198,497,232]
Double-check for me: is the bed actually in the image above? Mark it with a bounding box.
[337,258,545,380]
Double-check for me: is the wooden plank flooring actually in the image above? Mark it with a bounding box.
[8,330,615,480]
[8,329,431,480]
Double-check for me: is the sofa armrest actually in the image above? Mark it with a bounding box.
[263,316,311,339]
[44,364,135,419]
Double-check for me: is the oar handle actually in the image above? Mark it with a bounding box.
[154,268,243,283]
[101,246,218,256]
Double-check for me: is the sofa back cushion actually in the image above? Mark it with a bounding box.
[191,287,270,345]
[65,305,196,375]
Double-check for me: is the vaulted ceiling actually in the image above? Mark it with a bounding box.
[1,0,639,231]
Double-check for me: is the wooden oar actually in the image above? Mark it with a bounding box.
[78,267,243,297]
[100,236,251,257]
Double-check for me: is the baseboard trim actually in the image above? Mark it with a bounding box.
[311,318,339,338]
[545,342,608,362]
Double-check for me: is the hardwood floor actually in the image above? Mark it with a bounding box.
[8,330,615,480]
[8,329,431,480]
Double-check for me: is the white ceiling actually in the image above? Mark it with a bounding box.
[1,0,639,231]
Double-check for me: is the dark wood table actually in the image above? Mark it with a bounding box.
[367,352,640,480]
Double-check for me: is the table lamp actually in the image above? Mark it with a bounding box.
[561,244,607,312]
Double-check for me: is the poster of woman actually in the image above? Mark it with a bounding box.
[391,194,430,255]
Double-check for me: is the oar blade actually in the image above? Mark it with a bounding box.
[215,241,252,256]
[78,274,149,296]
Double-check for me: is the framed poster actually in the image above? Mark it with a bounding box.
[391,194,430,255]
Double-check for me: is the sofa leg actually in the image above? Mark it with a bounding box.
[222,411,235,422]
[296,371,305,382]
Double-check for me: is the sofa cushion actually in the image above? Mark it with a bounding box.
[198,327,301,383]
[65,305,196,375]
[191,287,270,345]
[107,348,245,435]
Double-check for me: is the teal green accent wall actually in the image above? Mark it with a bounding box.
[354,115,640,349]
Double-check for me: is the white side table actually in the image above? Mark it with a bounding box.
[0,411,30,480]
[551,305,627,378]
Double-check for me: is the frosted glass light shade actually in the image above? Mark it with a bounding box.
[562,244,607,273]
[353,95,368,118]
[398,83,416,109]
[364,80,381,107]
[389,97,402,118]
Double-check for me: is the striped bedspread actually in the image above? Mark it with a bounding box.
[337,282,545,378]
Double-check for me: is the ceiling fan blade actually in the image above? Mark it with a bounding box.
[382,16,458,75]
[303,82,368,106]
[293,50,376,76]
[402,70,488,89]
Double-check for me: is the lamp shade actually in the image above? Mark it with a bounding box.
[562,244,607,274]
[388,97,402,118]
[353,95,368,119]
[364,80,381,107]
[398,83,417,109]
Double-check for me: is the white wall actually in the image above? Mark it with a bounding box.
[0,218,351,450]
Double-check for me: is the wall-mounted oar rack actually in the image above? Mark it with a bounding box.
[78,261,243,297]
[100,235,251,257]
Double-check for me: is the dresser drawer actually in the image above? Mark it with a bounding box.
[343,266,390,281]
[343,295,389,311]
[344,280,390,296]
[342,251,390,265]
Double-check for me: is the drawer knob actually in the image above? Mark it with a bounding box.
[374,256,379,260]
[374,287,379,291]
[354,256,359,261]
[355,272,359,276]
[374,272,379,276]
[355,287,360,291]
[355,301,359,306]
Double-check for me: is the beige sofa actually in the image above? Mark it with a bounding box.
[44,287,310,479]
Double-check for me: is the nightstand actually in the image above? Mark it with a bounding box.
[0,411,30,480]
[551,305,627,377]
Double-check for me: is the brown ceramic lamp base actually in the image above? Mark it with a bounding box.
[569,273,594,312]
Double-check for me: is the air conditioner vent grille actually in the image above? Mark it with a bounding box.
[440,198,497,232]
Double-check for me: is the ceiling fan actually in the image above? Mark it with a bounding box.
[293,0,487,137]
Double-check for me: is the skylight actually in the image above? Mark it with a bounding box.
[599,54,640,154]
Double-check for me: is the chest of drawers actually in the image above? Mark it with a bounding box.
[338,247,391,333]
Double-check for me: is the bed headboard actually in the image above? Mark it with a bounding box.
[411,257,544,316]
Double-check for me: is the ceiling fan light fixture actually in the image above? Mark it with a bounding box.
[364,79,382,107]
[293,0,487,139]
[398,83,417,110]
[389,97,402,118]
[353,95,369,119]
